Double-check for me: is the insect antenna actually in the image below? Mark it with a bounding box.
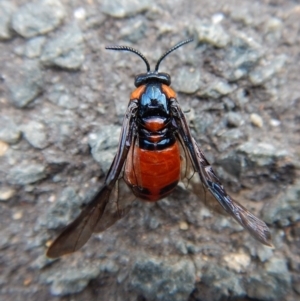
[154,38,193,72]
[105,45,151,72]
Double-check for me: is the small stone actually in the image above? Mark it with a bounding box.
[225,112,244,127]
[99,260,119,273]
[6,61,43,108]
[223,252,251,272]
[174,67,201,94]
[0,1,16,40]
[237,141,287,167]
[249,54,287,85]
[0,116,21,144]
[46,265,100,296]
[41,187,82,230]
[0,140,9,156]
[223,33,264,81]
[195,22,230,48]
[47,84,79,109]
[12,211,23,220]
[265,257,289,275]
[264,17,283,43]
[250,113,264,127]
[101,0,150,18]
[11,0,65,38]
[199,80,234,99]
[120,19,147,43]
[257,245,273,262]
[7,163,47,185]
[230,8,254,26]
[22,121,49,149]
[14,36,46,58]
[89,125,121,173]
[179,221,189,230]
[31,254,57,270]
[0,187,15,201]
[270,119,281,127]
[74,7,86,20]
[41,24,85,70]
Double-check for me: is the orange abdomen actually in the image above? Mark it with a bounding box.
[124,142,181,201]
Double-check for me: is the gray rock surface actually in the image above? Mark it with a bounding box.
[0,1,15,40]
[7,163,47,185]
[5,60,43,108]
[41,24,85,70]
[130,256,195,301]
[0,1,299,301]
[11,0,65,38]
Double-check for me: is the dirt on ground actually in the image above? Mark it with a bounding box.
[0,0,300,301]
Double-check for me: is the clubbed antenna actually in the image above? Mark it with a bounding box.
[105,45,151,72]
[154,38,193,72]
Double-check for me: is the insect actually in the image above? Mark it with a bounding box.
[47,39,272,258]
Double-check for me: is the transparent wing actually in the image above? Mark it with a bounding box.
[46,101,138,258]
[172,100,273,247]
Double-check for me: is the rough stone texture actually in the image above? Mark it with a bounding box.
[0,1,16,40]
[5,60,43,108]
[22,120,49,149]
[0,116,21,144]
[14,36,46,58]
[44,265,101,296]
[11,0,65,38]
[7,163,47,185]
[130,256,195,301]
[101,0,151,18]
[89,125,121,173]
[41,24,85,70]
[0,1,299,301]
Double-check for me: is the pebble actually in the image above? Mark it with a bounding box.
[174,67,202,94]
[7,163,47,185]
[250,113,264,127]
[41,187,82,230]
[12,211,23,220]
[120,18,147,43]
[89,125,121,173]
[199,80,234,99]
[6,61,43,108]
[47,84,79,109]
[11,0,65,38]
[223,252,251,272]
[0,187,15,201]
[22,120,49,149]
[14,36,46,58]
[195,22,230,48]
[101,0,150,18]
[179,221,189,230]
[225,112,244,127]
[0,1,15,40]
[47,265,100,296]
[0,140,9,156]
[0,117,21,144]
[264,17,283,43]
[223,33,263,81]
[41,24,85,70]
[249,54,287,85]
[237,141,287,167]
